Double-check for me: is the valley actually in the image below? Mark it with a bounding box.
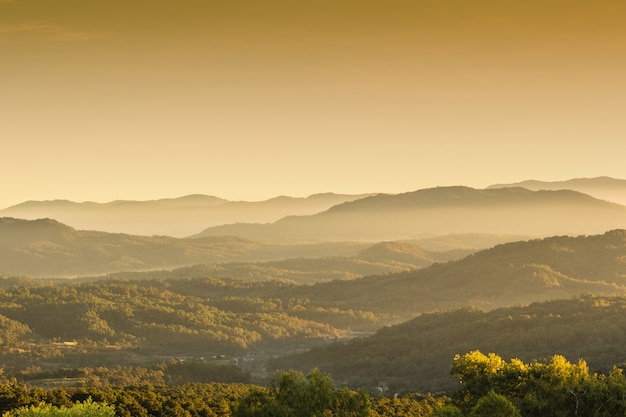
[2,179,626,416]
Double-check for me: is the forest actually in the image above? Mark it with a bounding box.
[3,354,626,416]
[2,217,626,414]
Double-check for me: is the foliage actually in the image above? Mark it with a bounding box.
[468,391,520,417]
[451,351,626,417]
[2,398,114,417]
[0,276,391,381]
[0,383,252,417]
[271,294,626,392]
[233,369,370,417]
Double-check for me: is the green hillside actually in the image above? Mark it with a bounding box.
[270,294,626,393]
[2,230,626,392]
[100,240,469,284]
[278,230,626,318]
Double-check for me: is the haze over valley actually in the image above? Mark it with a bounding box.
[3,179,626,414]
[3,0,626,414]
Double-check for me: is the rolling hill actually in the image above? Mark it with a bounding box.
[488,176,626,205]
[2,230,626,390]
[269,295,626,393]
[193,187,626,241]
[0,218,486,279]
[100,240,473,285]
[0,193,370,237]
[0,218,369,277]
[274,229,626,318]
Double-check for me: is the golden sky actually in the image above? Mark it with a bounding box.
[2,0,626,207]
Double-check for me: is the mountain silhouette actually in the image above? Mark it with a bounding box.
[193,186,626,240]
[488,176,626,205]
[0,218,366,277]
[0,193,370,237]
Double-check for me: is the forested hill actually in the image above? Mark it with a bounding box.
[194,186,626,240]
[270,294,626,393]
[0,218,368,277]
[0,218,518,279]
[2,231,626,390]
[277,229,626,317]
[103,240,470,285]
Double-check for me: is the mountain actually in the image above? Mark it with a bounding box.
[0,218,368,277]
[3,230,626,391]
[269,295,626,393]
[274,229,626,319]
[488,176,626,205]
[0,217,477,279]
[100,240,472,285]
[108,229,626,326]
[193,186,626,241]
[0,193,370,237]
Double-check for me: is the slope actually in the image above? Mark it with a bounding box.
[269,295,626,393]
[0,193,370,237]
[276,230,626,318]
[0,218,367,277]
[194,187,626,241]
[488,176,626,205]
[101,240,472,285]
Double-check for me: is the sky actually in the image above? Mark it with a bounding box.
[2,0,626,208]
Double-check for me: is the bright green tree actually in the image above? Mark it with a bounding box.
[434,404,464,417]
[2,398,114,417]
[470,391,520,417]
[234,369,370,417]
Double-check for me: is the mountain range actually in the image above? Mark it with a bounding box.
[100,229,626,324]
[488,176,626,205]
[4,177,624,240]
[273,229,626,318]
[194,186,626,241]
[0,218,367,277]
[0,193,370,237]
[3,218,513,279]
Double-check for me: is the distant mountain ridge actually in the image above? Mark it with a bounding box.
[0,218,369,277]
[488,176,626,205]
[194,186,626,241]
[0,217,488,279]
[0,193,371,237]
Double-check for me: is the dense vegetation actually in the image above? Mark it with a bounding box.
[2,230,626,389]
[4,358,626,416]
[271,294,626,392]
[99,240,468,285]
[3,226,626,414]
[0,275,391,383]
[277,230,626,317]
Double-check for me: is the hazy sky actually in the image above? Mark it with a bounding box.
[2,0,626,208]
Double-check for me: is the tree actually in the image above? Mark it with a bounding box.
[233,369,370,417]
[469,391,520,417]
[434,405,464,417]
[451,351,506,411]
[2,398,115,417]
